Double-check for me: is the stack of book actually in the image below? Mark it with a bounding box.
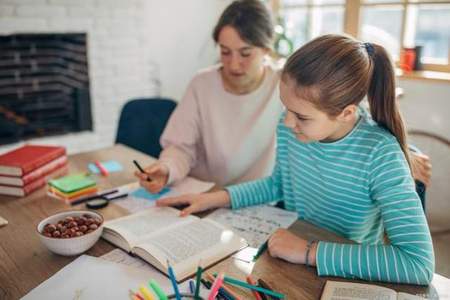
[0,145,68,197]
[47,173,98,204]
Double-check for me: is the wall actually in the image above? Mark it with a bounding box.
[0,0,229,155]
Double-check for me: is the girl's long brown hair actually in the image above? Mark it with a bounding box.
[282,34,410,166]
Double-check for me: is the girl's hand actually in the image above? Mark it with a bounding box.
[134,162,169,193]
[156,190,231,217]
[410,152,432,187]
[268,229,317,266]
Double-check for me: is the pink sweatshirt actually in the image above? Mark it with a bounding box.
[159,64,283,186]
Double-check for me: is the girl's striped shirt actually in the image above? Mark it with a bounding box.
[226,110,434,285]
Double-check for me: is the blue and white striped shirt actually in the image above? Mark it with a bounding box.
[226,110,434,285]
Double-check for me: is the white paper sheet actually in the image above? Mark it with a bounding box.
[22,254,209,300]
[207,205,298,248]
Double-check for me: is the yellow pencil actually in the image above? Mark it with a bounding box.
[139,285,156,300]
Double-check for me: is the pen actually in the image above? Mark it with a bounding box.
[167,259,181,300]
[133,160,152,182]
[246,275,263,300]
[149,279,168,300]
[253,241,268,261]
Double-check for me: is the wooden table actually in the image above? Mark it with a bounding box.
[1,144,449,299]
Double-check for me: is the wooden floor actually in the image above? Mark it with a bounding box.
[432,231,450,277]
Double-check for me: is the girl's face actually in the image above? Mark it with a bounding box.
[218,25,268,90]
[280,76,357,143]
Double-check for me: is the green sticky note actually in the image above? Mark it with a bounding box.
[48,173,96,193]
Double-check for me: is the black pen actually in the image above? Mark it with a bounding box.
[258,278,274,300]
[133,160,152,182]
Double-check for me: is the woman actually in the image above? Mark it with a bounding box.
[136,0,284,191]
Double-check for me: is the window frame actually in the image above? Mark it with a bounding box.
[277,0,450,72]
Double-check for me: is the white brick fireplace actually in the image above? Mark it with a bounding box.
[0,0,229,154]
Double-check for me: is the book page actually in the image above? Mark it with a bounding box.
[103,207,196,246]
[138,219,234,264]
[207,205,298,248]
[321,280,397,300]
[397,292,425,300]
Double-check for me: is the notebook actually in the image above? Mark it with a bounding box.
[48,173,96,194]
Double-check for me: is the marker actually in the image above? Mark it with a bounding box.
[205,273,240,300]
[133,160,152,182]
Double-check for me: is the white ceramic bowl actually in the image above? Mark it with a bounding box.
[37,210,103,256]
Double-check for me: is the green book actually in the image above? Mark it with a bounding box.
[48,173,96,193]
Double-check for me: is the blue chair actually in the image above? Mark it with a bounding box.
[115,98,177,158]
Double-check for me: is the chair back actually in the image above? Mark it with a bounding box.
[116,98,176,158]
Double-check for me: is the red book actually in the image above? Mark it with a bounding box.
[0,145,66,176]
[0,165,68,197]
[0,156,68,186]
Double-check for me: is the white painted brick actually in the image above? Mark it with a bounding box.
[47,18,94,31]
[0,5,14,17]
[67,7,110,18]
[2,0,47,4]
[47,0,91,6]
[0,18,47,33]
[16,6,66,18]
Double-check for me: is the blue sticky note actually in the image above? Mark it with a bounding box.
[131,187,171,201]
[88,160,123,174]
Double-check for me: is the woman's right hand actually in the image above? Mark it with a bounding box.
[156,190,231,216]
[134,162,169,193]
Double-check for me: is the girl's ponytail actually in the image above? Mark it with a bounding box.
[367,43,410,167]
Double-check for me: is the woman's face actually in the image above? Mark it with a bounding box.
[218,25,268,90]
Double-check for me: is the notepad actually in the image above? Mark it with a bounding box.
[48,173,96,194]
[88,160,123,174]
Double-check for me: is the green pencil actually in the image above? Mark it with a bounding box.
[253,241,268,262]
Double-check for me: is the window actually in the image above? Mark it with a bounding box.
[278,0,450,72]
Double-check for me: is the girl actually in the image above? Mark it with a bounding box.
[157,34,435,285]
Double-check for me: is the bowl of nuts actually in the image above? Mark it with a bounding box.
[37,210,103,256]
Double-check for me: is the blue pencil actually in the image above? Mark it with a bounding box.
[189,280,196,294]
[167,259,181,300]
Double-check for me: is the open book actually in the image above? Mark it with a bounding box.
[321,280,425,300]
[102,207,247,282]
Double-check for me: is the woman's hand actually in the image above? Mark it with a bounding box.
[134,162,169,193]
[410,152,432,187]
[268,229,317,266]
[156,190,231,216]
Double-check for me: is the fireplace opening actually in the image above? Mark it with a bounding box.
[0,33,92,145]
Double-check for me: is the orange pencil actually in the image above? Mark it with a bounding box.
[246,275,263,300]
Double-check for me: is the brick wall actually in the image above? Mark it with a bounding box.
[0,0,160,154]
